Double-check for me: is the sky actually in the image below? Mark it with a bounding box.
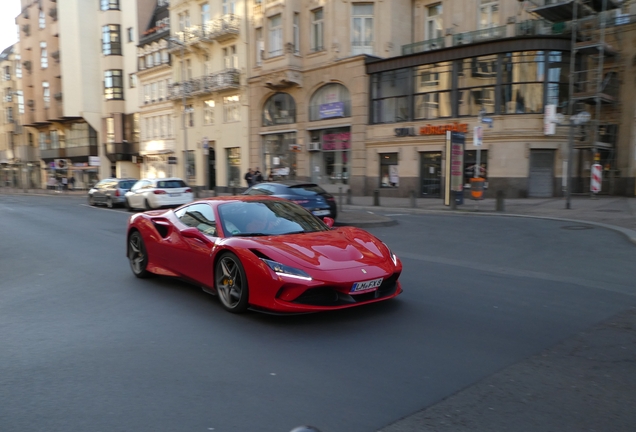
[1,1,21,52]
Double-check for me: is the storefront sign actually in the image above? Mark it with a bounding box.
[322,132,351,151]
[89,156,100,167]
[395,123,469,137]
[319,102,345,120]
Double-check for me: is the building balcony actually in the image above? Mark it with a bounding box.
[66,145,98,159]
[402,37,445,55]
[40,148,65,160]
[168,69,240,100]
[106,141,140,163]
[515,19,571,37]
[453,26,506,46]
[16,145,38,162]
[200,15,240,43]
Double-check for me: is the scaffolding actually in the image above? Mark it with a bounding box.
[531,0,624,196]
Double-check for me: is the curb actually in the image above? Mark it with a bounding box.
[343,205,636,246]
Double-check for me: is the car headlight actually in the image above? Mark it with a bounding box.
[383,242,398,266]
[261,259,312,281]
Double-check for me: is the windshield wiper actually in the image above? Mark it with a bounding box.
[231,232,271,237]
[281,230,310,235]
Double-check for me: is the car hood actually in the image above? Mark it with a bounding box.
[248,227,391,270]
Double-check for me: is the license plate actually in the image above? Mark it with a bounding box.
[312,210,330,216]
[351,277,383,293]
[169,193,181,197]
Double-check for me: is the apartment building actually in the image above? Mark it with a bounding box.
[16,0,148,189]
[137,0,176,180]
[167,0,249,189]
[248,0,411,193]
[0,44,34,189]
[364,0,636,198]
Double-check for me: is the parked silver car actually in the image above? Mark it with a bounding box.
[88,178,138,208]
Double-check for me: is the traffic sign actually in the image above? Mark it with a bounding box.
[590,164,602,193]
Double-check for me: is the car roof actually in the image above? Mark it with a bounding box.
[260,180,320,188]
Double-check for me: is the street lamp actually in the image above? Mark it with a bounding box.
[168,37,189,182]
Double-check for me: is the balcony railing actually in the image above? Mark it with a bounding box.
[515,19,570,36]
[168,69,240,100]
[453,26,506,46]
[106,141,140,156]
[200,14,240,42]
[402,37,445,55]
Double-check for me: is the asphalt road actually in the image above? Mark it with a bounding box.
[1,194,635,432]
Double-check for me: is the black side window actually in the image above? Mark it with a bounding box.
[178,203,217,236]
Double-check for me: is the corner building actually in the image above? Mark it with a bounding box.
[363,0,636,198]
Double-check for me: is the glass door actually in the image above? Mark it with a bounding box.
[420,151,442,197]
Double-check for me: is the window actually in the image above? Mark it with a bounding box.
[255,27,264,66]
[371,69,410,123]
[154,51,161,65]
[151,82,158,102]
[42,82,50,109]
[161,49,170,64]
[15,55,21,78]
[104,70,124,100]
[102,25,122,55]
[223,45,238,69]
[500,51,544,114]
[293,13,300,54]
[426,4,443,41]
[269,15,283,57]
[50,130,59,149]
[414,62,452,120]
[17,91,24,114]
[223,0,236,15]
[5,88,12,102]
[178,11,190,31]
[186,59,192,79]
[223,95,240,123]
[380,153,399,188]
[146,53,153,68]
[177,203,217,236]
[204,100,215,125]
[352,3,374,55]
[129,73,136,88]
[184,104,194,127]
[143,84,150,104]
[546,51,570,111]
[262,93,296,126]
[39,132,48,150]
[458,55,498,116]
[479,0,499,29]
[106,117,115,143]
[309,83,351,121]
[6,107,13,123]
[39,10,46,29]
[158,80,165,99]
[3,66,9,80]
[40,42,48,69]
[127,27,134,42]
[201,3,210,24]
[100,0,120,11]
[311,8,324,52]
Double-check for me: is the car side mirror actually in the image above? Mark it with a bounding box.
[322,217,335,228]
[181,227,212,244]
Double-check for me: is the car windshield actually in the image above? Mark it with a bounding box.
[118,180,136,190]
[157,180,187,188]
[288,184,326,196]
[218,200,330,237]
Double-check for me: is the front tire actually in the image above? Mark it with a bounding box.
[215,252,249,313]
[88,195,95,206]
[128,231,151,278]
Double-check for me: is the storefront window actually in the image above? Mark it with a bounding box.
[262,93,296,126]
[500,51,544,114]
[309,127,350,184]
[463,150,488,188]
[309,83,351,121]
[371,69,410,123]
[263,132,297,180]
[380,153,399,188]
[546,51,570,112]
[414,62,452,120]
[226,147,241,187]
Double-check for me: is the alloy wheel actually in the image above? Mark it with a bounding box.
[128,232,150,278]
[215,253,248,313]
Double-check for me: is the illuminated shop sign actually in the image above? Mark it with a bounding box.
[394,123,469,137]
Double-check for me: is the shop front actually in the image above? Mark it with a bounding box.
[308,127,351,185]
[262,132,297,182]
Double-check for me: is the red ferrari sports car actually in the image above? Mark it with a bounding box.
[126,196,402,314]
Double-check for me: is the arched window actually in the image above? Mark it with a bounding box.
[262,93,296,126]
[309,83,351,121]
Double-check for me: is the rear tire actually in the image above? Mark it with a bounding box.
[128,231,150,278]
[144,199,152,211]
[215,252,249,313]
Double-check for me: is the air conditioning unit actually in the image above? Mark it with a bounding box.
[307,142,321,152]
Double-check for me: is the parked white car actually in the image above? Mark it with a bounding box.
[125,178,194,211]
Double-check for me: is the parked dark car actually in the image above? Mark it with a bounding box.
[88,178,138,208]
[243,181,337,219]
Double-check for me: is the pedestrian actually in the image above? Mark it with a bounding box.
[244,168,254,187]
[267,169,274,182]
[62,177,68,192]
[254,167,263,183]
[69,176,76,191]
